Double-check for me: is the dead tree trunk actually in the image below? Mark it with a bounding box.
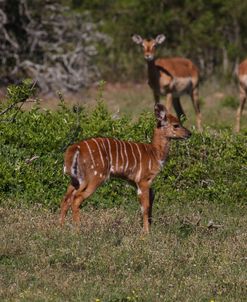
[0,0,110,93]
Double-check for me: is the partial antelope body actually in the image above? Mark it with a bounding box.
[236,58,247,132]
[60,104,191,233]
[132,34,202,131]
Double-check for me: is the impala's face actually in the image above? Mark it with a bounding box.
[132,34,166,61]
[142,39,157,61]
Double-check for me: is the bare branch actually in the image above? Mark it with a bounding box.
[0,102,17,116]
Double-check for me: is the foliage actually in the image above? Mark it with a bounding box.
[71,0,247,80]
[0,83,246,209]
[5,79,35,105]
[1,1,247,89]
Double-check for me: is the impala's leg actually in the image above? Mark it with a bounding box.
[173,97,186,122]
[165,93,173,114]
[137,182,151,233]
[191,87,202,131]
[235,85,246,132]
[71,182,100,225]
[153,92,160,104]
[60,185,75,225]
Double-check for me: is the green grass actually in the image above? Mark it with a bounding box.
[1,201,247,302]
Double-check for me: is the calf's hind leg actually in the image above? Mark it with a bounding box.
[60,185,75,225]
[71,182,101,225]
[60,179,87,225]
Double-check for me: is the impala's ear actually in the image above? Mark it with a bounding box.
[155,34,166,45]
[154,103,167,127]
[132,34,143,45]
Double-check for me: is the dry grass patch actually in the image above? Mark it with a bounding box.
[20,79,247,131]
[0,202,246,301]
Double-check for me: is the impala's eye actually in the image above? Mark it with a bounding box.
[173,124,180,129]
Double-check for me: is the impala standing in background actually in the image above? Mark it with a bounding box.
[236,58,247,132]
[132,34,202,132]
[60,104,191,233]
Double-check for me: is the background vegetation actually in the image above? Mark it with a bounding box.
[72,0,247,81]
[1,0,247,90]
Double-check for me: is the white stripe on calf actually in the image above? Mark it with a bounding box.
[92,138,105,168]
[135,143,142,182]
[71,150,80,177]
[128,142,137,171]
[114,139,119,171]
[99,138,107,154]
[84,141,96,166]
[99,138,109,168]
[119,140,124,171]
[123,141,129,172]
[106,138,113,168]
[143,144,148,153]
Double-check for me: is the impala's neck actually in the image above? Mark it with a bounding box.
[151,128,171,162]
[147,59,160,89]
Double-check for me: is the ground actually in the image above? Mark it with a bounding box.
[1,202,246,301]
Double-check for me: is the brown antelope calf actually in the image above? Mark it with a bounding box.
[236,58,247,132]
[132,34,202,132]
[60,104,191,233]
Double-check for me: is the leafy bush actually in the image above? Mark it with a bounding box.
[0,82,246,210]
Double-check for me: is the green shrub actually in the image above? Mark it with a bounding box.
[0,83,246,209]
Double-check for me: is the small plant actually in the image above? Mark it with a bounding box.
[221,95,239,109]
[0,79,36,121]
